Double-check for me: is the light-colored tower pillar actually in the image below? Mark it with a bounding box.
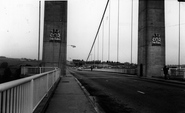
[42,0,67,75]
[138,0,165,77]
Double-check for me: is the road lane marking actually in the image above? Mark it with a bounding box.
[137,91,145,94]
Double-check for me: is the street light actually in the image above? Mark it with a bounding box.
[67,45,76,62]
[68,45,76,48]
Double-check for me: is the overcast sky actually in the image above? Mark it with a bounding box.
[0,0,185,65]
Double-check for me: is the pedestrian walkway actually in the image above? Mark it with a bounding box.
[45,70,96,113]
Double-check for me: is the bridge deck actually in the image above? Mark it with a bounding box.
[45,70,96,113]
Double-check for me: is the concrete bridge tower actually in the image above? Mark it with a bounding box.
[138,0,165,77]
[42,0,67,75]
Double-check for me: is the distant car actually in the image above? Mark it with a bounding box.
[77,67,82,71]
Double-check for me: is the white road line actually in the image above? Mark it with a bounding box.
[137,91,145,94]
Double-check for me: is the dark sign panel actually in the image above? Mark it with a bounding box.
[152,33,161,46]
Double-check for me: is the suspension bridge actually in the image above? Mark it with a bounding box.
[0,0,185,113]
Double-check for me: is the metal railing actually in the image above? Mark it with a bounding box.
[91,68,137,75]
[161,68,185,79]
[0,67,61,113]
[169,68,185,79]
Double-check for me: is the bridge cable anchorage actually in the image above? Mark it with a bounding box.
[86,0,110,62]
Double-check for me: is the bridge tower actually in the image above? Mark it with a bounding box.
[42,0,67,75]
[138,0,165,77]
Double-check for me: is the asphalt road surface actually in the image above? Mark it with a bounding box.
[69,69,185,113]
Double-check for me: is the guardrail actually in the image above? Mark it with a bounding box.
[0,67,61,113]
[91,68,137,75]
[160,68,185,79]
[169,68,185,79]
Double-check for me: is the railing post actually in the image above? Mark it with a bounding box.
[10,88,13,112]
[7,90,10,113]
[53,71,55,85]
[46,74,49,97]
[54,71,56,82]
[30,79,34,113]
[3,91,6,113]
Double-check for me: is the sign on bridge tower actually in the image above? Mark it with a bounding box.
[138,0,165,77]
[42,0,67,75]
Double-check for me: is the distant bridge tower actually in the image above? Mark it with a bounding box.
[42,0,67,75]
[138,0,165,77]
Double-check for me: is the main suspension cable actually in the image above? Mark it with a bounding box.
[86,0,110,61]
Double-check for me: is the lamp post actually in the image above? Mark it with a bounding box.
[67,44,76,61]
